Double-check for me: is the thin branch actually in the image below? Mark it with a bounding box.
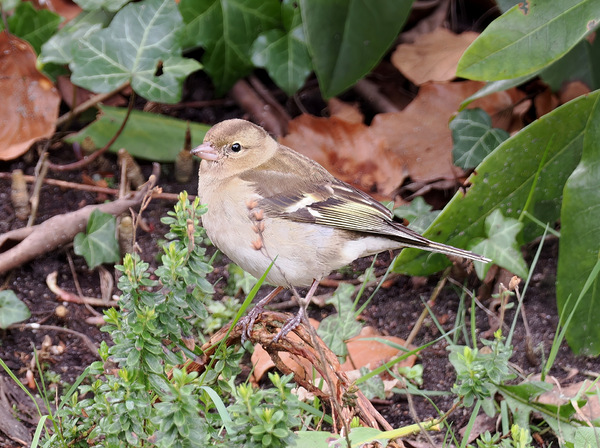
[48,91,136,172]
[0,172,187,201]
[55,83,130,128]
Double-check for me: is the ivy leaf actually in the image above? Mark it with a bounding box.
[469,209,528,279]
[0,290,31,329]
[5,2,61,54]
[251,0,312,95]
[74,209,120,269]
[392,197,440,234]
[40,9,112,66]
[450,108,509,169]
[71,0,201,103]
[180,0,279,96]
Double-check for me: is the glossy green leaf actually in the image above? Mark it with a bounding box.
[451,108,509,169]
[251,0,311,95]
[251,26,312,95]
[394,91,600,276]
[556,92,600,355]
[5,2,61,54]
[65,105,210,162]
[470,210,528,279]
[74,209,120,269]
[0,290,31,329]
[71,0,201,103]
[457,0,600,81]
[179,0,279,95]
[300,0,412,98]
[40,10,112,66]
[540,38,600,91]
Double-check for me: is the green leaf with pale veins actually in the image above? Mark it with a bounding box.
[0,290,31,329]
[457,0,600,81]
[556,92,600,356]
[392,197,440,234]
[40,9,112,66]
[300,0,412,98]
[470,210,528,279]
[450,108,509,169]
[71,0,201,103]
[179,0,280,96]
[251,0,312,95]
[74,209,120,269]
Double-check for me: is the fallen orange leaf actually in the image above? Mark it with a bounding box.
[0,32,60,161]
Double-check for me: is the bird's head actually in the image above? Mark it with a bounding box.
[192,119,277,178]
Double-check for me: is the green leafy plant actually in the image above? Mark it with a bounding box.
[0,290,31,329]
[73,209,120,269]
[0,1,61,54]
[40,193,308,447]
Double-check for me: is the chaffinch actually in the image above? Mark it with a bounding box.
[192,119,489,340]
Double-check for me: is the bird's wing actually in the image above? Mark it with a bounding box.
[240,149,491,262]
[239,148,423,241]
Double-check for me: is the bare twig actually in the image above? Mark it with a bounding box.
[27,151,49,227]
[48,92,136,172]
[0,172,186,201]
[8,323,99,357]
[230,79,288,137]
[406,267,450,346]
[0,176,157,274]
[353,79,400,114]
[55,83,130,128]
[248,75,292,123]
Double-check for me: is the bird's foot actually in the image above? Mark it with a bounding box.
[237,286,284,344]
[239,305,264,344]
[272,307,306,343]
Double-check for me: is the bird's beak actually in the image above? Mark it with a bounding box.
[191,142,219,161]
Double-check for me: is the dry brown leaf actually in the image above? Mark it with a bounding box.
[534,87,560,119]
[280,114,405,197]
[370,81,514,183]
[341,326,415,372]
[559,80,591,105]
[392,28,479,85]
[328,98,364,124]
[0,32,60,161]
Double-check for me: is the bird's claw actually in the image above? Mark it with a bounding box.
[238,304,264,344]
[272,307,306,343]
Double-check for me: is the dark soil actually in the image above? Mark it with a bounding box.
[1,74,599,447]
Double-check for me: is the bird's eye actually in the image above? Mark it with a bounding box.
[231,142,242,152]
